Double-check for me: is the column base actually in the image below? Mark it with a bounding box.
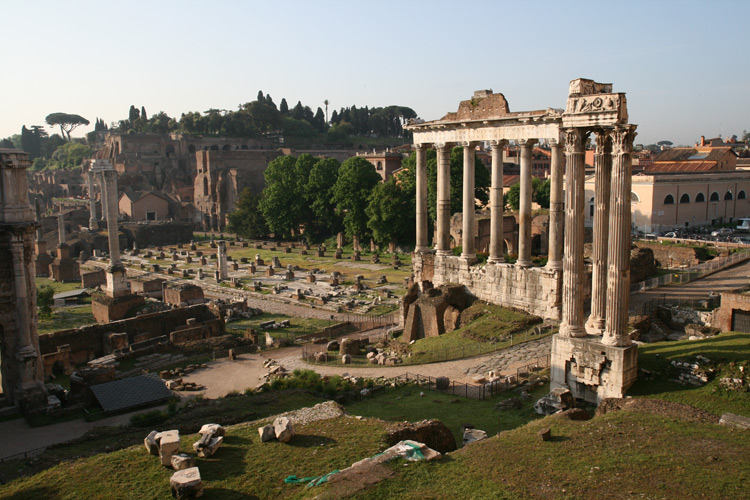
[550,334,638,404]
[585,316,605,335]
[545,260,562,271]
[515,259,532,268]
[414,246,430,254]
[460,253,477,264]
[436,250,452,257]
[487,257,505,265]
[559,324,587,338]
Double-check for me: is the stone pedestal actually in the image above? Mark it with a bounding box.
[91,293,145,323]
[549,334,637,404]
[50,244,80,282]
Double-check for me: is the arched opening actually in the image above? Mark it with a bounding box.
[210,145,219,151]
[531,234,542,255]
[222,144,231,151]
[631,192,640,202]
[739,190,747,200]
[725,191,734,200]
[589,196,595,217]
[679,193,690,204]
[376,161,383,171]
[664,194,675,205]
[188,144,196,154]
[710,192,720,202]
[203,177,208,196]
[165,145,175,157]
[696,192,706,202]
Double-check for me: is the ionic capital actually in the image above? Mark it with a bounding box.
[517,138,538,148]
[413,143,429,151]
[489,139,508,149]
[461,141,479,148]
[434,142,454,152]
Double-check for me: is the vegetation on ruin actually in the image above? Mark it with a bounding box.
[629,331,750,416]
[36,303,95,335]
[225,313,342,340]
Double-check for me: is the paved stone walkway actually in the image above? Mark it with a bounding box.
[464,336,552,375]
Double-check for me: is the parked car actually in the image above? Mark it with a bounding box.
[663,231,677,238]
[711,228,733,237]
[643,233,658,240]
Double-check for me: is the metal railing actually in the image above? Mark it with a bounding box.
[630,249,750,294]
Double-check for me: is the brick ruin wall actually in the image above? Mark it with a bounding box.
[121,222,194,248]
[633,241,701,268]
[716,291,750,332]
[38,304,221,364]
[413,253,562,320]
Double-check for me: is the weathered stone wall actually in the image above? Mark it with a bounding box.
[164,284,204,306]
[121,222,193,248]
[413,253,562,320]
[633,241,701,268]
[38,304,221,363]
[169,321,221,344]
[715,291,750,332]
[81,269,106,288]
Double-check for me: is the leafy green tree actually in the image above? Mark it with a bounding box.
[281,117,317,138]
[535,178,550,209]
[37,285,54,319]
[304,157,341,238]
[505,177,550,210]
[313,107,326,133]
[42,134,66,158]
[227,188,268,239]
[332,157,382,240]
[279,98,289,116]
[49,142,93,170]
[505,183,520,211]
[45,113,90,141]
[366,177,414,247]
[0,138,14,148]
[21,125,46,159]
[259,156,302,238]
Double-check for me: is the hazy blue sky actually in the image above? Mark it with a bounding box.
[3,0,749,145]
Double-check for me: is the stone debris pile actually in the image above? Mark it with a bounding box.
[193,423,225,458]
[670,355,714,386]
[533,387,576,415]
[258,416,295,443]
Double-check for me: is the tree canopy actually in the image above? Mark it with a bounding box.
[333,157,382,239]
[45,113,90,141]
[227,188,268,239]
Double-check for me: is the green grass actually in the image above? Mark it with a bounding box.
[35,277,84,294]
[226,313,340,339]
[347,409,750,500]
[346,382,549,444]
[37,303,96,335]
[403,303,545,365]
[630,331,750,417]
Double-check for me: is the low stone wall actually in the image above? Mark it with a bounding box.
[414,252,562,320]
[122,222,193,248]
[81,269,106,288]
[716,290,750,332]
[38,304,222,363]
[634,241,701,268]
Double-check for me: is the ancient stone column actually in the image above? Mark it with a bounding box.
[218,241,228,280]
[415,144,429,252]
[99,172,108,223]
[57,213,65,246]
[10,240,36,360]
[88,170,98,229]
[488,140,506,263]
[560,128,589,338]
[103,169,121,266]
[34,199,43,242]
[436,143,452,255]
[516,139,536,267]
[586,131,613,335]
[461,142,477,260]
[603,125,637,347]
[546,141,564,270]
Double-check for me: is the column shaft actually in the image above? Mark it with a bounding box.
[10,240,34,354]
[489,141,506,263]
[546,142,564,270]
[415,145,429,252]
[516,140,536,267]
[99,173,108,222]
[461,142,476,259]
[104,171,121,265]
[586,132,612,334]
[436,145,452,254]
[57,213,65,246]
[560,128,588,338]
[88,171,98,229]
[603,125,637,346]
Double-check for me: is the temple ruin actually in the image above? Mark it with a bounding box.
[0,148,48,410]
[406,79,638,403]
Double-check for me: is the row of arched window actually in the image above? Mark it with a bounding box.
[664,190,746,205]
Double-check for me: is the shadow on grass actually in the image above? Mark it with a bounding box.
[197,436,251,481]
[1,487,61,500]
[288,434,337,448]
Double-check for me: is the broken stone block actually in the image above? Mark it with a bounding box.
[719,412,750,429]
[341,354,352,364]
[339,338,359,356]
[193,435,223,458]
[144,430,159,456]
[199,423,225,438]
[156,430,180,467]
[258,424,276,442]
[171,453,196,471]
[534,387,575,415]
[537,427,551,442]
[273,416,295,443]
[169,467,203,500]
[462,428,487,446]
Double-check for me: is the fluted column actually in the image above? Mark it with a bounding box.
[586,131,613,335]
[103,169,121,266]
[57,213,65,246]
[88,171,98,229]
[10,239,35,358]
[99,172,108,223]
[516,139,536,267]
[415,144,429,252]
[489,140,507,263]
[546,140,564,270]
[603,125,637,346]
[461,142,477,260]
[560,128,589,338]
[436,143,452,255]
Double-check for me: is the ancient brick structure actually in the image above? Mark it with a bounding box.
[164,283,205,307]
[0,149,48,410]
